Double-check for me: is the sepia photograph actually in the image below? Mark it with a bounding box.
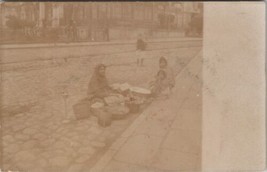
[0,1,265,172]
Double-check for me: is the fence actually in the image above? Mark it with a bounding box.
[0,26,108,44]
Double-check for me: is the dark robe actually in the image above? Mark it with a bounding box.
[87,64,110,100]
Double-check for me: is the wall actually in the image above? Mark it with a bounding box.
[202,2,265,171]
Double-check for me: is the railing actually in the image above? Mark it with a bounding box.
[0,26,108,44]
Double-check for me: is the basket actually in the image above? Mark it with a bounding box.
[91,101,104,117]
[97,110,112,127]
[105,105,130,120]
[126,102,141,113]
[73,99,91,120]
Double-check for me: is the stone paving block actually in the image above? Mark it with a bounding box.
[49,156,72,168]
[30,167,46,172]
[114,134,162,166]
[2,134,15,144]
[67,164,85,172]
[91,141,106,148]
[89,150,116,172]
[162,129,201,154]
[120,123,139,138]
[15,133,30,141]
[12,123,27,132]
[147,101,178,121]
[171,109,201,131]
[111,119,129,126]
[14,150,36,164]
[109,137,128,150]
[53,140,70,150]
[4,144,20,154]
[89,126,103,135]
[36,157,48,167]
[23,127,39,135]
[75,155,91,163]
[81,135,97,146]
[172,87,194,105]
[32,133,47,140]
[190,82,202,94]
[39,138,55,148]
[134,117,171,137]
[104,159,149,172]
[181,97,202,110]
[77,146,96,155]
[21,140,38,150]
[49,149,67,157]
[150,149,200,171]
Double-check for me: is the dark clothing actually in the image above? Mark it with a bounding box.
[87,64,110,100]
[136,39,146,51]
[149,70,169,97]
[150,76,169,97]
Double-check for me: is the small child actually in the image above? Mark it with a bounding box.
[159,57,175,94]
[149,70,169,98]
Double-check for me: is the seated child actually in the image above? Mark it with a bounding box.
[149,70,169,98]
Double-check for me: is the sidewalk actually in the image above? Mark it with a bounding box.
[89,51,202,172]
[1,37,202,49]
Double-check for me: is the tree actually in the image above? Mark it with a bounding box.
[6,16,23,31]
[6,15,36,31]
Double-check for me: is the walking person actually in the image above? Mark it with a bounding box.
[136,34,147,67]
[104,19,110,41]
[69,19,77,42]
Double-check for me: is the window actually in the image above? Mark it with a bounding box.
[110,3,121,19]
[144,4,152,20]
[122,3,132,19]
[133,3,144,20]
[98,3,107,19]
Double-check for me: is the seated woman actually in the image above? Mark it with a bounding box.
[88,64,113,101]
[88,64,129,127]
[149,70,169,98]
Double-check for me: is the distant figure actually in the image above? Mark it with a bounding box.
[136,34,147,66]
[104,19,110,41]
[42,19,47,38]
[158,57,175,93]
[69,20,77,41]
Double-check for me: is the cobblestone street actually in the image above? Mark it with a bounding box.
[2,42,201,172]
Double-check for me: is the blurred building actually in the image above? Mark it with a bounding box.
[0,2,203,42]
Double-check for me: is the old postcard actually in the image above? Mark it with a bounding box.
[0,2,265,172]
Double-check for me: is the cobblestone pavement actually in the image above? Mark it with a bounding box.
[2,47,201,172]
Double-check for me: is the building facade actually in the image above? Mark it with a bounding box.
[0,2,203,42]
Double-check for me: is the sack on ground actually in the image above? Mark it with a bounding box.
[73,98,91,120]
[97,109,112,127]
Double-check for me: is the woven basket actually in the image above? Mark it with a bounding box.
[73,99,91,120]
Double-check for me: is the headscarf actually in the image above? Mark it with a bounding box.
[87,64,109,99]
[159,56,168,66]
